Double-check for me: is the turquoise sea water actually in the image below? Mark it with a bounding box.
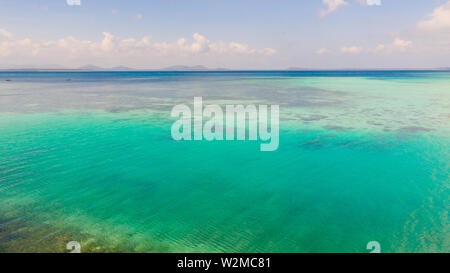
[0,71,449,253]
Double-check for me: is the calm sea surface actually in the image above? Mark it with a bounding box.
[0,71,449,252]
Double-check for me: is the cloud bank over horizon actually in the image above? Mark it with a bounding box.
[0,29,276,69]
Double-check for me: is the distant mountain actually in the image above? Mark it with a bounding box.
[163,65,228,71]
[78,65,104,71]
[77,65,136,71]
[109,66,135,71]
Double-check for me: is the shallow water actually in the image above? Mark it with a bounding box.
[0,71,449,252]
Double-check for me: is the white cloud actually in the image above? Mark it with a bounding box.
[338,38,412,55]
[366,0,381,6]
[373,38,413,53]
[100,32,116,51]
[0,30,41,57]
[315,48,331,55]
[340,46,363,54]
[355,0,381,6]
[0,29,12,39]
[417,1,450,31]
[392,38,412,49]
[0,29,276,67]
[319,0,349,17]
[190,33,210,53]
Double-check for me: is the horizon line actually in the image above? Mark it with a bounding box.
[1,68,449,72]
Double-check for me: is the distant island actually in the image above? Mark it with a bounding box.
[78,65,135,71]
[162,65,228,71]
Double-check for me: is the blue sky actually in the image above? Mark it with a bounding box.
[0,0,449,69]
